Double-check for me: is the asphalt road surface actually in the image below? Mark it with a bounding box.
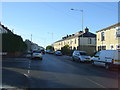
[2,54,120,89]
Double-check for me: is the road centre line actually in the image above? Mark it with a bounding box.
[28,70,30,74]
[28,60,31,68]
[27,60,31,74]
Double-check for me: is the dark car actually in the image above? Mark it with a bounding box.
[55,51,62,56]
[40,49,45,54]
[46,50,54,54]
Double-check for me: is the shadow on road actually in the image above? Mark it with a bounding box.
[28,76,76,88]
[2,55,120,82]
[2,68,29,89]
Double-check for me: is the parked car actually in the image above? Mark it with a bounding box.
[31,50,43,60]
[40,49,45,54]
[26,53,32,58]
[72,50,91,62]
[55,50,62,56]
[90,50,120,69]
[46,50,50,53]
[46,50,54,54]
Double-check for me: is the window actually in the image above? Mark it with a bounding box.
[110,45,114,50]
[68,41,69,44]
[116,31,120,37]
[70,40,72,44]
[116,27,120,38]
[75,39,76,44]
[102,46,106,50]
[98,46,106,51]
[111,45,113,49]
[88,38,92,44]
[98,46,101,51]
[73,47,76,50]
[101,32,105,41]
[116,45,120,49]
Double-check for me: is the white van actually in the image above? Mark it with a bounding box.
[91,50,120,69]
[72,50,91,62]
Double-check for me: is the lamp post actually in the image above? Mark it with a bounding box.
[71,8,84,33]
[30,34,32,54]
[71,8,84,50]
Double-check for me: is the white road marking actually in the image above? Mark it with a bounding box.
[24,74,29,77]
[1,85,17,88]
[27,60,31,74]
[28,70,30,74]
[85,77,106,88]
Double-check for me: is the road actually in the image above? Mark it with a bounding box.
[2,54,120,89]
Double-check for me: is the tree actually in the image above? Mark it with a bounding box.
[61,45,71,55]
[46,45,54,51]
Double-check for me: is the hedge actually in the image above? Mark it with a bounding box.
[2,33,27,53]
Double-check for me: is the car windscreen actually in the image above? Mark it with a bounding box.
[33,51,41,53]
[57,51,61,53]
[95,52,100,57]
[80,52,87,55]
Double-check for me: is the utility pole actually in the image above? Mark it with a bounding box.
[30,34,32,52]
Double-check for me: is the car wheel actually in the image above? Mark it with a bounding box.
[105,63,110,69]
[79,58,82,63]
[91,61,95,66]
[72,57,75,61]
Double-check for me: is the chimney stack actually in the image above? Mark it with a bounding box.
[84,27,89,33]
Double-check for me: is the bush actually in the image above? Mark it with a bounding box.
[46,45,54,51]
[61,45,71,56]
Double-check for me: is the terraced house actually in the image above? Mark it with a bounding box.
[96,22,120,51]
[53,27,96,56]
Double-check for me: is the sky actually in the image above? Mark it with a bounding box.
[1,1,118,48]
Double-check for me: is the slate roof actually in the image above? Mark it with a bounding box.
[54,31,96,43]
[96,22,120,33]
[79,32,96,37]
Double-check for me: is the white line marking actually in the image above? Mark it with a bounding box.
[28,70,30,74]
[85,77,106,88]
[27,60,31,74]
[24,74,29,77]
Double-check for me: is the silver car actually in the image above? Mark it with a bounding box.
[72,50,91,62]
[31,50,43,60]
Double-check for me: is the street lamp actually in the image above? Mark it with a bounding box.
[71,8,84,50]
[30,34,32,54]
[71,8,84,32]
